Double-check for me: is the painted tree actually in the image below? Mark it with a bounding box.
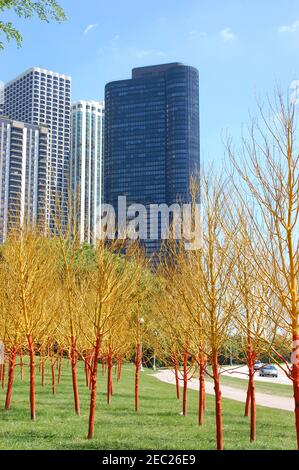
[232,234,275,441]
[131,257,154,414]
[0,263,23,409]
[1,228,56,419]
[228,92,299,448]
[78,240,142,439]
[196,173,238,450]
[54,235,86,416]
[158,250,206,422]
[147,301,183,400]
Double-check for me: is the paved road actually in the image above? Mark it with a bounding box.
[153,369,294,412]
[220,364,292,385]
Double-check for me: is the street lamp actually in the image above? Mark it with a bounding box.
[140,317,144,372]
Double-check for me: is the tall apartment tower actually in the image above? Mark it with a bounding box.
[71,100,105,244]
[104,63,200,257]
[4,67,71,228]
[0,81,4,116]
[0,117,48,242]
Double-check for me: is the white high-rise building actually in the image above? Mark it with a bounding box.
[0,81,4,116]
[4,67,71,229]
[71,100,104,244]
[0,117,48,242]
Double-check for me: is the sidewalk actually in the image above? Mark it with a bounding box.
[153,369,294,412]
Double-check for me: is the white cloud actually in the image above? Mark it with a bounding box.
[84,24,98,35]
[278,20,299,33]
[220,27,236,42]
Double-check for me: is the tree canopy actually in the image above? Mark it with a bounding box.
[0,0,66,49]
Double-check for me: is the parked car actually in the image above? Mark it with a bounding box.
[253,361,264,371]
[259,364,278,378]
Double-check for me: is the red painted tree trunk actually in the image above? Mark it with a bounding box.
[198,359,206,425]
[135,343,140,413]
[107,354,113,404]
[27,334,36,420]
[248,353,256,442]
[212,353,223,450]
[183,349,188,416]
[20,348,24,381]
[57,349,63,385]
[1,348,6,390]
[172,356,180,400]
[245,383,251,417]
[87,335,101,439]
[5,346,17,410]
[41,359,45,386]
[71,336,80,416]
[51,361,56,395]
[117,357,122,383]
[85,353,89,387]
[88,352,93,389]
[49,342,56,395]
[292,334,299,449]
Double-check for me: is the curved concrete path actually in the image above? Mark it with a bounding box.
[153,369,294,412]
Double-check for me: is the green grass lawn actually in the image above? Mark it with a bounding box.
[0,360,296,450]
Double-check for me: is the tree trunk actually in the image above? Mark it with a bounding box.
[248,353,256,442]
[183,349,188,416]
[5,346,17,410]
[71,336,80,416]
[117,357,122,383]
[1,352,6,390]
[107,354,113,404]
[245,383,251,417]
[20,348,24,381]
[292,334,299,450]
[87,352,92,389]
[87,335,101,439]
[212,353,223,450]
[85,353,89,387]
[135,342,140,413]
[27,334,36,420]
[49,342,56,395]
[51,360,56,395]
[198,359,206,425]
[57,349,63,385]
[41,359,45,386]
[172,356,180,400]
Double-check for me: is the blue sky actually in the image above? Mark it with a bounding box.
[1,0,299,163]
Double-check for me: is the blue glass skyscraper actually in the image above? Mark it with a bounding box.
[104,63,200,256]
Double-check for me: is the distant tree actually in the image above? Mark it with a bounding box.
[0,0,66,50]
[228,92,299,449]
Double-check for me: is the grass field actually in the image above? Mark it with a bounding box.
[0,360,296,450]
